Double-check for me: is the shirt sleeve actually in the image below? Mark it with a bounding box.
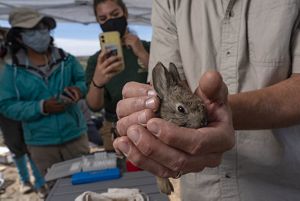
[148,0,186,83]
[69,55,88,97]
[292,16,300,73]
[85,52,99,87]
[0,65,42,121]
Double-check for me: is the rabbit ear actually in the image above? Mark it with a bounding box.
[169,63,181,84]
[152,62,170,99]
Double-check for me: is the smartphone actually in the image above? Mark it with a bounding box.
[58,90,74,104]
[99,31,124,73]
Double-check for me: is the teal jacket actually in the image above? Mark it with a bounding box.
[0,48,87,146]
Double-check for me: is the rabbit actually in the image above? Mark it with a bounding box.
[152,62,208,195]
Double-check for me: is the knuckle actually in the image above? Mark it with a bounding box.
[171,156,187,172]
[141,142,154,157]
[132,97,144,109]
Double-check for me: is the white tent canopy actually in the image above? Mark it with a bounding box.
[0,0,152,26]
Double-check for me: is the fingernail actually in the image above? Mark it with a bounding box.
[145,97,156,109]
[148,122,159,136]
[118,141,130,156]
[147,90,157,97]
[128,129,140,144]
[138,111,147,124]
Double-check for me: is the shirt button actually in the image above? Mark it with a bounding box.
[225,173,231,178]
[226,51,231,56]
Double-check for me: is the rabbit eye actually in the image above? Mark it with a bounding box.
[177,105,186,113]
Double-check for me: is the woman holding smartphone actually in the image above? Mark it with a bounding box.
[85,0,150,151]
[0,8,90,197]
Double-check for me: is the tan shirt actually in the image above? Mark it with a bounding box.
[149,0,300,201]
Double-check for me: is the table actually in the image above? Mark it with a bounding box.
[46,171,169,201]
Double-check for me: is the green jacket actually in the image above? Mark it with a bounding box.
[0,48,87,145]
[86,41,150,122]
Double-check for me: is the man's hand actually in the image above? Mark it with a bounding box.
[114,71,234,178]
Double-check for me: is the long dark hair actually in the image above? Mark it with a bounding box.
[93,0,128,17]
[5,27,24,55]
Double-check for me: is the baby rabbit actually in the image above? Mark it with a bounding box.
[152,62,208,195]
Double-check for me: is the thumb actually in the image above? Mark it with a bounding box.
[196,71,228,105]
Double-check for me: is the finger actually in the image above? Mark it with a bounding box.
[126,124,192,175]
[147,118,234,155]
[102,55,122,68]
[113,136,177,178]
[122,82,156,98]
[102,71,120,82]
[116,96,160,118]
[70,89,81,101]
[103,60,123,74]
[97,49,107,64]
[116,109,156,136]
[197,71,228,104]
[64,88,77,101]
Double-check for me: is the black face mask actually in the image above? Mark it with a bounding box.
[100,16,128,38]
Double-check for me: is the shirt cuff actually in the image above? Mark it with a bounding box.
[39,100,49,115]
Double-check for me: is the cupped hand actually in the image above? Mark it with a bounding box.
[114,71,235,178]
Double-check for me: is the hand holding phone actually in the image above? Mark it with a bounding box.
[99,31,124,73]
[58,87,82,104]
[59,90,74,104]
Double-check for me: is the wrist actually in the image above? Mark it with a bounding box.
[40,100,49,115]
[92,79,105,89]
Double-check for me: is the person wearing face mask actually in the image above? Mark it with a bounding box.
[0,26,46,196]
[0,8,90,197]
[85,0,150,151]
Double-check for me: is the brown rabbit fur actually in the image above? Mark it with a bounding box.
[152,62,208,195]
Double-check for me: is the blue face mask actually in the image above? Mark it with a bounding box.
[21,29,51,53]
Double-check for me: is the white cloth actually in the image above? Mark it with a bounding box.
[75,188,147,201]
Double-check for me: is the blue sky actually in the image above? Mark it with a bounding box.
[0,20,152,56]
